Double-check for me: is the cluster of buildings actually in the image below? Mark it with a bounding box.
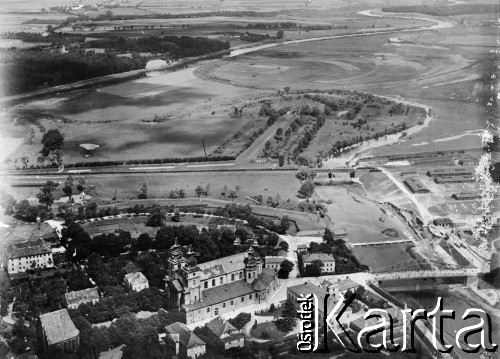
[164,316,245,358]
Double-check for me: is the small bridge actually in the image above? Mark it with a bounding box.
[372,259,480,281]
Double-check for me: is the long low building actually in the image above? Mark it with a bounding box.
[427,167,474,177]
[403,178,430,194]
[65,288,100,310]
[452,192,500,200]
[434,176,475,184]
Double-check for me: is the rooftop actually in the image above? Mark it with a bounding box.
[166,322,205,349]
[403,178,429,193]
[303,253,335,263]
[264,256,287,264]
[252,269,275,291]
[124,271,148,285]
[426,167,474,177]
[184,280,254,311]
[7,239,52,259]
[65,288,99,306]
[206,316,237,337]
[288,282,337,314]
[198,252,248,282]
[40,309,79,345]
[123,261,143,274]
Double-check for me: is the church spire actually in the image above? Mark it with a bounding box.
[187,244,195,256]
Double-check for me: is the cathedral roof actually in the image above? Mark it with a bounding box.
[198,252,247,281]
[183,280,254,311]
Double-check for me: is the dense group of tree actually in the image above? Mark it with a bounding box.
[1,31,85,45]
[83,36,229,59]
[2,50,148,95]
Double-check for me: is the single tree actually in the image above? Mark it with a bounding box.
[36,180,56,210]
[278,259,294,279]
[136,233,153,251]
[277,29,284,39]
[298,180,315,198]
[139,182,148,199]
[278,154,285,167]
[279,241,289,252]
[62,176,74,200]
[77,177,86,192]
[147,205,165,227]
[228,190,238,202]
[41,129,64,157]
[195,185,205,198]
[304,259,323,277]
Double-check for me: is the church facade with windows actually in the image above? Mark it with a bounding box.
[164,239,279,325]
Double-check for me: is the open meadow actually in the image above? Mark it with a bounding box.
[3,0,495,168]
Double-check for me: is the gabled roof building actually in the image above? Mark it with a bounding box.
[39,309,79,354]
[124,271,149,292]
[205,316,244,350]
[303,253,336,273]
[6,239,53,274]
[64,288,100,310]
[165,322,206,359]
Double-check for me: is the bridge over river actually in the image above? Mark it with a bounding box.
[372,259,481,291]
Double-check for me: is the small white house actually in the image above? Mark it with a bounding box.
[124,271,149,292]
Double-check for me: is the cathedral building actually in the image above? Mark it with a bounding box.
[164,239,279,325]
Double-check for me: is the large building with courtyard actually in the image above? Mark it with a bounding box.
[164,240,279,324]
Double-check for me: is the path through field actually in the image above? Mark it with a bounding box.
[378,167,434,223]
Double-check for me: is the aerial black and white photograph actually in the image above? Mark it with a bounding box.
[0,0,498,358]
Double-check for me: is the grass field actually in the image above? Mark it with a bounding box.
[7,67,271,164]
[315,186,414,244]
[352,243,413,270]
[6,170,303,203]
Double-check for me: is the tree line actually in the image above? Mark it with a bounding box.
[2,50,148,95]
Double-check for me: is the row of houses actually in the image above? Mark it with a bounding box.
[163,316,245,358]
[263,252,336,274]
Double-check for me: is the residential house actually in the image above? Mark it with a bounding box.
[264,256,287,272]
[303,253,336,273]
[124,271,149,292]
[165,322,206,359]
[64,288,99,310]
[205,316,245,350]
